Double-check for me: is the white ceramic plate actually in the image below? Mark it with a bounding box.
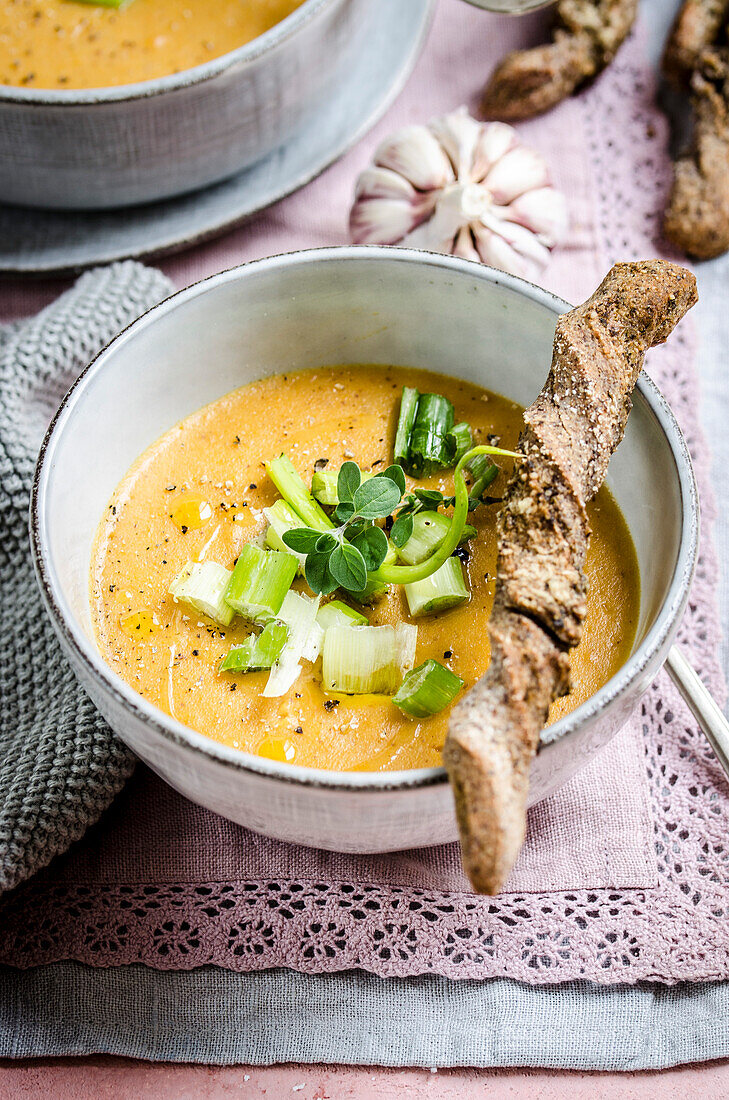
[0,0,433,277]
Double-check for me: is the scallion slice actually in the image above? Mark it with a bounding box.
[263,590,322,698]
[266,454,334,533]
[466,452,498,504]
[225,544,297,623]
[310,468,340,506]
[394,386,420,467]
[397,512,475,564]
[393,659,464,718]
[169,560,234,627]
[263,499,306,559]
[71,0,134,9]
[322,623,417,695]
[406,393,456,477]
[404,556,469,616]
[452,422,473,462]
[316,600,368,631]
[396,510,450,565]
[220,620,289,673]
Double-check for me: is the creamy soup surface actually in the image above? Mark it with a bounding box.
[0,0,304,89]
[91,366,640,772]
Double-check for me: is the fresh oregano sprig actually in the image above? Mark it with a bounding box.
[283,462,406,595]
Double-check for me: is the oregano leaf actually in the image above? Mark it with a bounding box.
[305,552,338,595]
[315,532,338,553]
[328,542,368,592]
[376,464,406,495]
[350,525,388,571]
[283,528,325,554]
[333,500,355,524]
[390,512,414,548]
[353,476,402,519]
[414,488,444,506]
[337,461,361,504]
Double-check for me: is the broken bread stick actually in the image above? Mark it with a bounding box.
[444,260,698,895]
[481,0,638,122]
[663,0,729,86]
[664,47,729,260]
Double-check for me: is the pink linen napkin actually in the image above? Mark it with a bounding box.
[1,2,727,986]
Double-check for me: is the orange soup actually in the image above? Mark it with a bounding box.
[0,0,305,89]
[90,366,640,771]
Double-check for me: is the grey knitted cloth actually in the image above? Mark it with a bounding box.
[0,263,173,895]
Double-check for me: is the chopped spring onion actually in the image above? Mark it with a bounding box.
[169,560,234,627]
[316,600,368,631]
[263,590,322,698]
[404,556,469,616]
[71,0,133,9]
[219,620,289,673]
[266,454,334,533]
[466,452,498,504]
[225,544,297,623]
[312,468,373,506]
[394,386,420,466]
[397,512,476,565]
[264,499,306,554]
[406,393,456,477]
[393,659,464,718]
[397,510,450,565]
[383,538,399,566]
[322,623,417,695]
[452,422,473,462]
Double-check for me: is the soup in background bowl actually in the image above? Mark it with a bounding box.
[0,0,434,210]
[0,0,305,90]
[31,248,697,853]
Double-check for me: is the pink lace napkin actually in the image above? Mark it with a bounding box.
[2,3,728,986]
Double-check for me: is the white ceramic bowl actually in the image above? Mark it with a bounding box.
[32,248,698,853]
[0,0,432,210]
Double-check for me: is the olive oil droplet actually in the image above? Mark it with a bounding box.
[120,610,160,638]
[170,497,213,532]
[257,737,296,763]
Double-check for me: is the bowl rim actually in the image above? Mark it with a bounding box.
[31,245,699,793]
[0,0,336,106]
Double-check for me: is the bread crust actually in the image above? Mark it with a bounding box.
[444,261,698,895]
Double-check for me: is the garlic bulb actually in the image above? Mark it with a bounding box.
[350,107,568,280]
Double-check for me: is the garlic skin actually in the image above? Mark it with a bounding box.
[349,108,568,281]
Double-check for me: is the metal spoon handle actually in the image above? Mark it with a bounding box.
[665,644,729,778]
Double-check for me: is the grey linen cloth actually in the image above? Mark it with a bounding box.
[2,963,728,1070]
[0,262,172,894]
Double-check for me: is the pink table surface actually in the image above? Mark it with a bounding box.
[3,1058,729,1097]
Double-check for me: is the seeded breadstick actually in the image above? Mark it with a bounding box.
[444,260,698,895]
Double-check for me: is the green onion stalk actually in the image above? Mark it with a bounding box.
[371,445,519,587]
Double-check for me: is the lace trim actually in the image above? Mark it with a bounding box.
[2,33,729,984]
